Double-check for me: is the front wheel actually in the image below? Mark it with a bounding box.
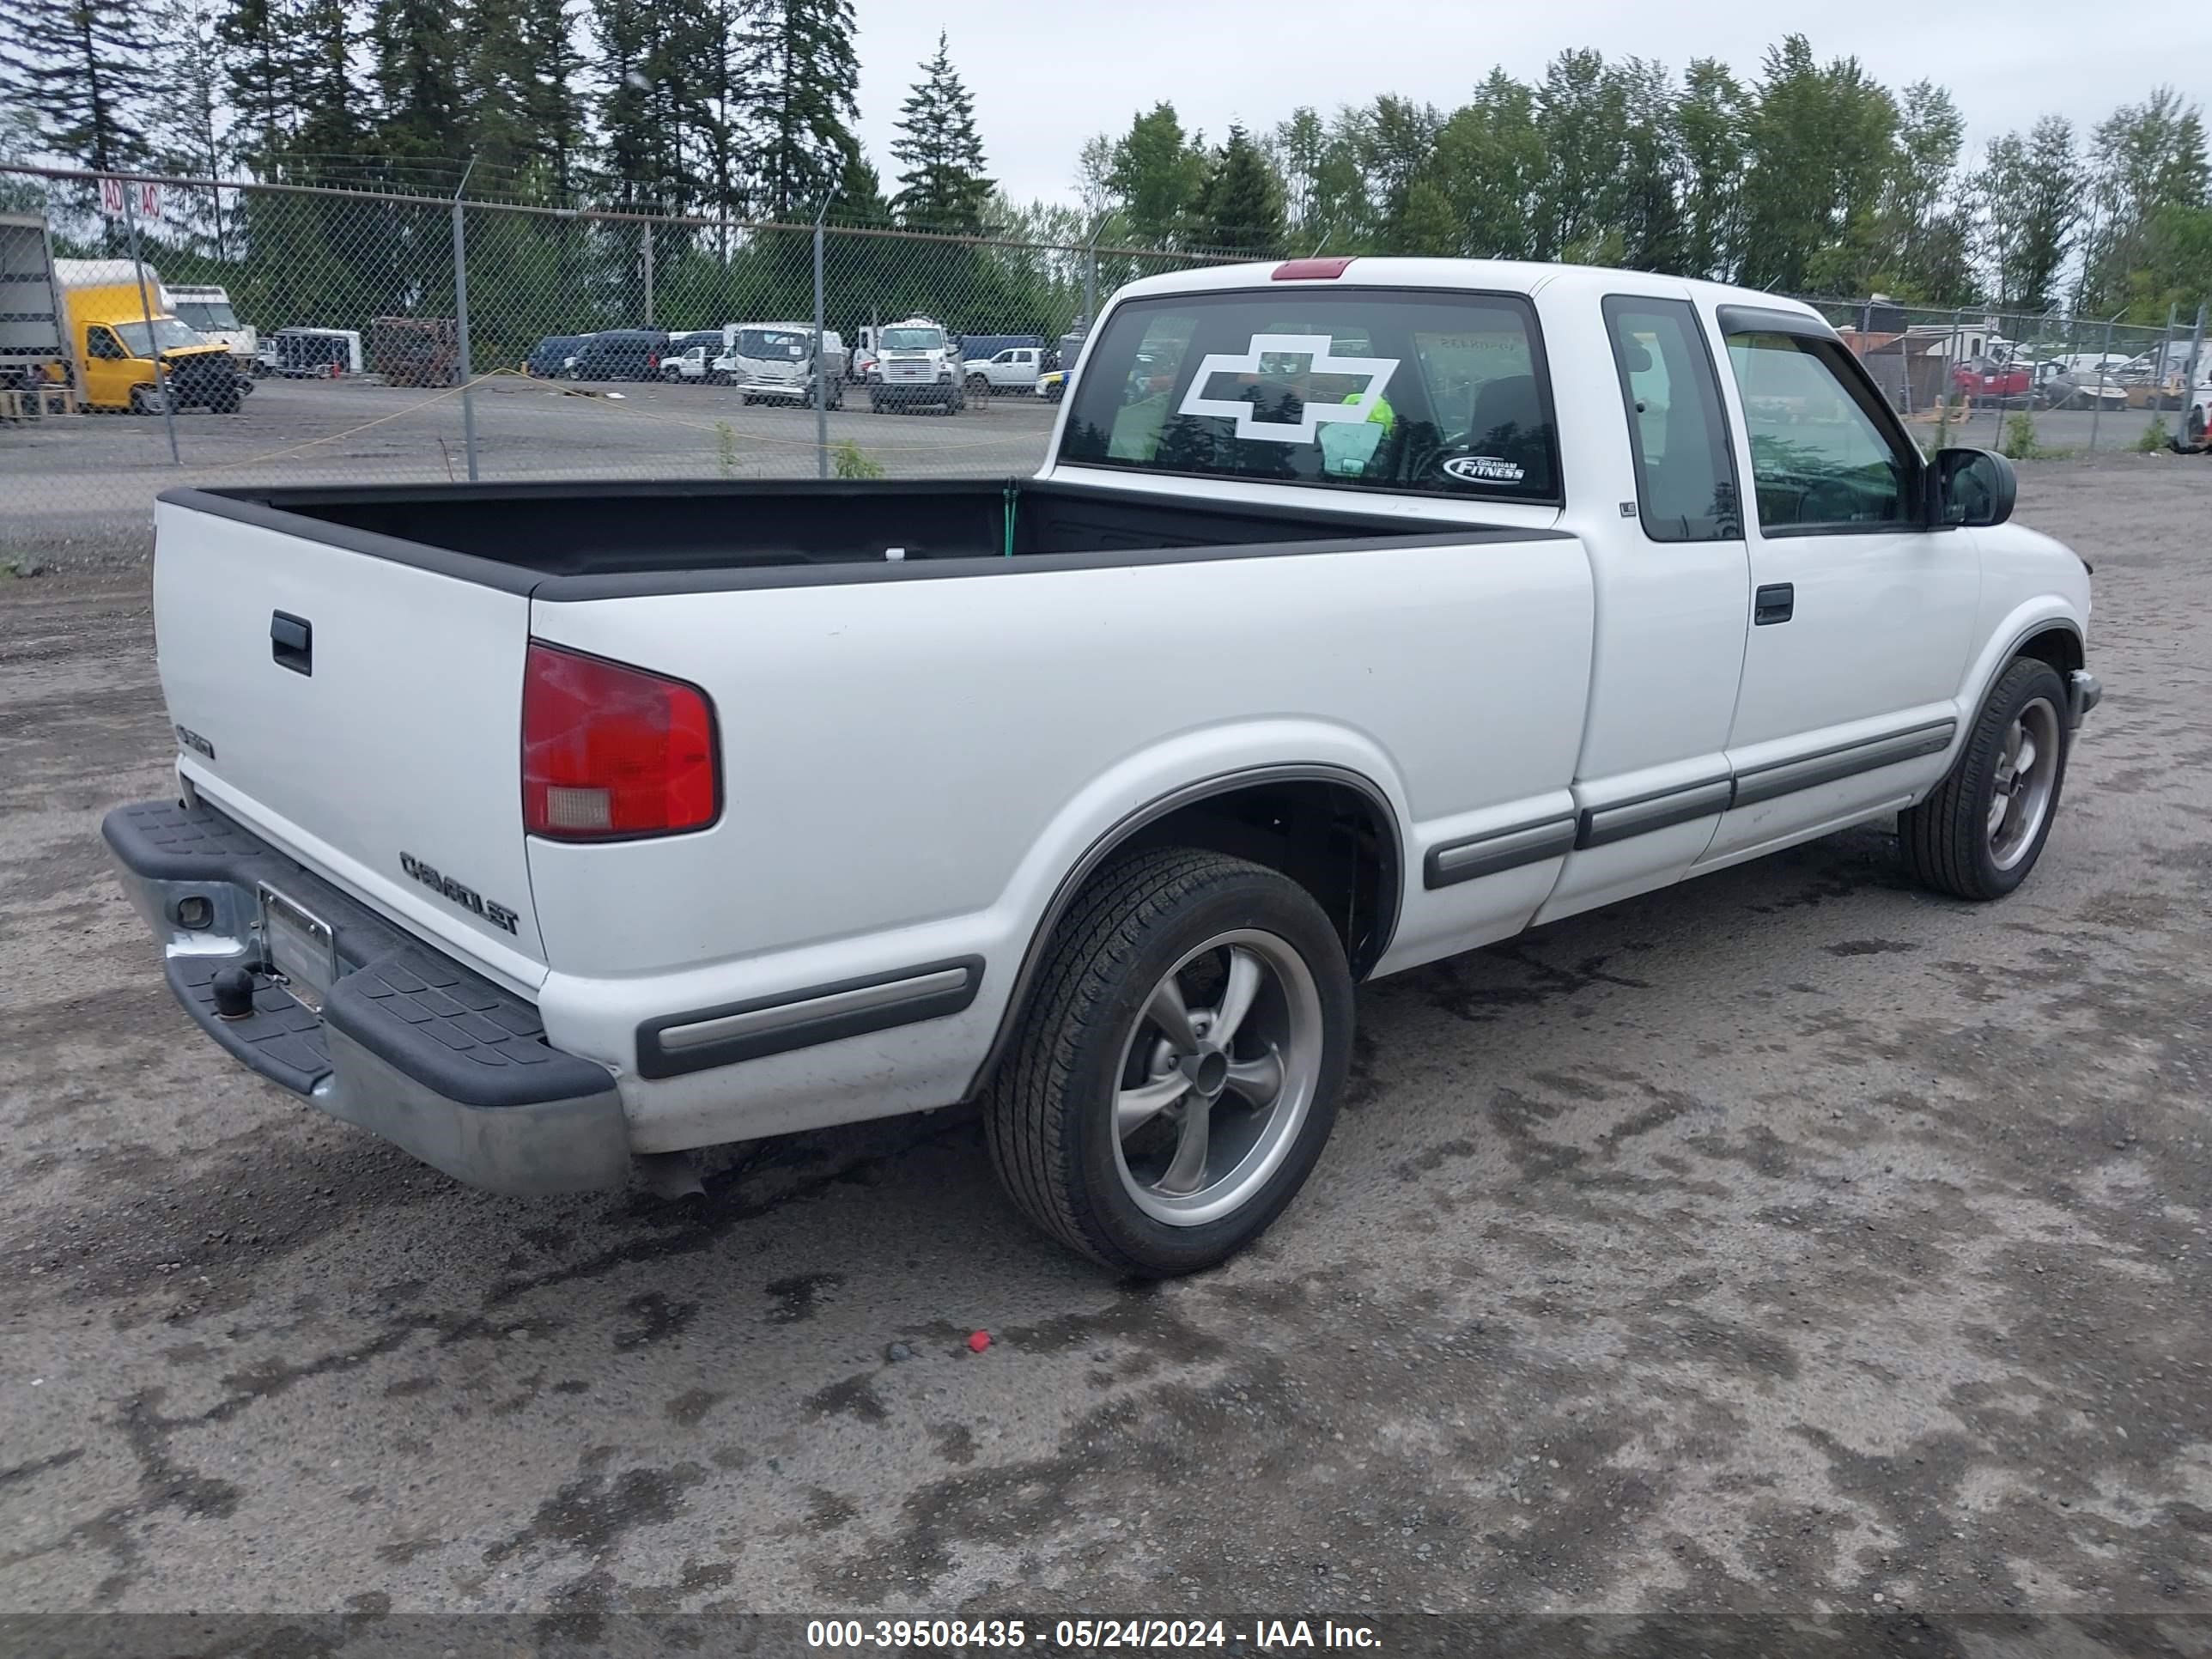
[985,848,1352,1277]
[129,384,158,416]
[1899,657,2070,900]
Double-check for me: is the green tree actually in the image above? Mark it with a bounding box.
[1109,102,1206,244]
[0,0,157,172]
[591,0,687,210]
[216,0,307,166]
[740,0,860,221]
[1428,70,1544,260]
[2078,88,2209,313]
[890,31,992,232]
[1974,115,2081,309]
[1530,50,1626,261]
[459,0,535,187]
[370,0,464,166]
[1738,36,1899,293]
[1358,94,1443,247]
[830,148,890,226]
[1881,80,1971,301]
[518,0,586,202]
[1613,58,1687,272]
[1267,106,1325,239]
[1193,124,1283,255]
[147,0,233,256]
[1676,58,1746,280]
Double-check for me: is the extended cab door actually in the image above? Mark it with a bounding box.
[1699,307,1980,867]
[1528,286,1752,926]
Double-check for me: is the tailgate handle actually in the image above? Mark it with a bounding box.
[270,611,313,675]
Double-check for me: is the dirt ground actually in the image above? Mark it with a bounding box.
[2,454,2209,1646]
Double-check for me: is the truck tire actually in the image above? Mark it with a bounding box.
[985,848,1352,1277]
[1899,656,2070,901]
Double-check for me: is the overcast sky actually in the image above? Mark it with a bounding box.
[848,0,2210,209]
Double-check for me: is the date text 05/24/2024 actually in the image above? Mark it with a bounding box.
[805,1617,1383,1650]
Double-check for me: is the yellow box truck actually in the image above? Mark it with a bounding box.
[53,258,244,414]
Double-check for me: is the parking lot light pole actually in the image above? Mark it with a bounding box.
[452,159,479,483]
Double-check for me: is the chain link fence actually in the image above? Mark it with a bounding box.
[0,165,1236,561]
[1792,294,2199,458]
[1,164,2203,563]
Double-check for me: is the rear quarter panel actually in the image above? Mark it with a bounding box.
[526,537,1594,1144]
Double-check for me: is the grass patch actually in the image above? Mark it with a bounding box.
[833,440,884,480]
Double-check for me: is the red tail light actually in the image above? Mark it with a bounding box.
[522,641,719,840]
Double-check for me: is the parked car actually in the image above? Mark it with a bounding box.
[967,345,1044,396]
[570,329,666,380]
[104,258,2100,1277]
[661,344,714,384]
[526,334,586,378]
[1036,331,1086,401]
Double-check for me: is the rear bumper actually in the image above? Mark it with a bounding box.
[102,799,629,1194]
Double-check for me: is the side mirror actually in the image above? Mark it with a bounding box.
[1931,446,2015,528]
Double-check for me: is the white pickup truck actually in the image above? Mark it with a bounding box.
[106,257,2100,1277]
[967,345,1044,397]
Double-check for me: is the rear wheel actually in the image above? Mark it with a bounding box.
[1899,656,2069,901]
[986,848,1352,1277]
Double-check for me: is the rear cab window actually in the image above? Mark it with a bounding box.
[1058,289,1560,504]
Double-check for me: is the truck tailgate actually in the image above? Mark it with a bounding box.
[151,497,547,983]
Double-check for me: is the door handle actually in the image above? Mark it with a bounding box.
[270,611,313,675]
[1754,583,1795,626]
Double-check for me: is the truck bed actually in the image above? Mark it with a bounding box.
[161,478,1535,597]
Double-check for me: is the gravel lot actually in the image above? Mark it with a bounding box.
[1,454,2208,1642]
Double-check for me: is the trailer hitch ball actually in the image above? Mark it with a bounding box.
[212,964,258,1021]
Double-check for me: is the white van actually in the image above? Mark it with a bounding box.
[167,285,258,372]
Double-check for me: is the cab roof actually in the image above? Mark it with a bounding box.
[1109,256,1829,327]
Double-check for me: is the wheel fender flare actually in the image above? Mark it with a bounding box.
[962,723,1411,1099]
[1949,602,2083,766]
